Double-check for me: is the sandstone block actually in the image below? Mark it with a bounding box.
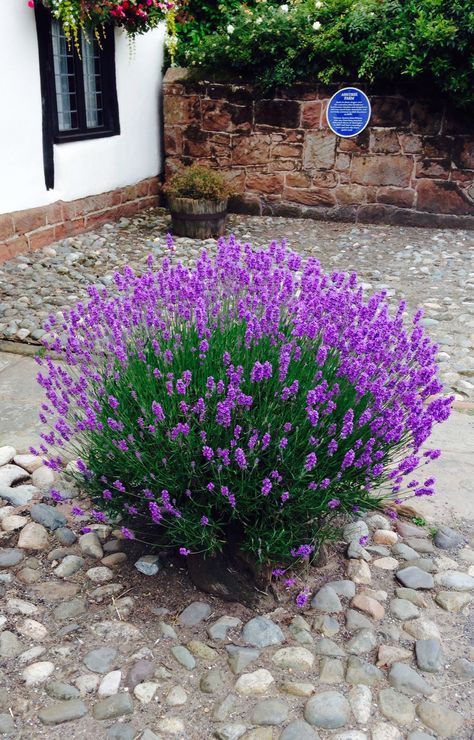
[303,131,336,170]
[370,129,400,153]
[301,101,323,129]
[351,155,412,187]
[255,99,300,128]
[283,187,336,207]
[416,179,474,215]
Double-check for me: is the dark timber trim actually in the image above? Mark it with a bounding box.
[34,2,55,190]
[33,3,120,191]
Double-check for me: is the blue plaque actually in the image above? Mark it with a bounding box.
[326,87,371,138]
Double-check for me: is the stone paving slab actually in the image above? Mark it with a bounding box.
[0,351,45,452]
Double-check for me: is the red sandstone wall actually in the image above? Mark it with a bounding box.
[0,177,160,263]
[163,69,474,228]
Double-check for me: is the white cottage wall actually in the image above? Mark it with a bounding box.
[0,0,165,215]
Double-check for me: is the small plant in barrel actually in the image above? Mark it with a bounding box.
[35,237,451,570]
[163,166,233,239]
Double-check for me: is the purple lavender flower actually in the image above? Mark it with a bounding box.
[200,516,209,526]
[305,452,317,471]
[149,501,162,523]
[235,447,247,469]
[341,449,355,470]
[290,544,314,561]
[121,527,135,539]
[359,535,369,546]
[261,478,272,496]
[179,547,191,556]
[272,568,285,578]
[296,587,311,609]
[328,498,340,509]
[91,509,107,522]
[151,401,165,420]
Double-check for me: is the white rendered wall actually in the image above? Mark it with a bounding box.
[0,0,164,215]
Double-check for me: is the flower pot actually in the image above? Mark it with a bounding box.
[167,195,228,239]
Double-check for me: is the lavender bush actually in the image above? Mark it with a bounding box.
[35,237,451,564]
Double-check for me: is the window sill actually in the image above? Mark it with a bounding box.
[54,128,121,144]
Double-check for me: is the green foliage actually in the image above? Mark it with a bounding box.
[175,0,275,53]
[163,166,233,201]
[78,319,385,563]
[180,0,474,107]
[411,516,427,527]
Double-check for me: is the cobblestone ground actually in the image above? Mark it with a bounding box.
[0,213,473,739]
[0,446,473,739]
[0,209,473,400]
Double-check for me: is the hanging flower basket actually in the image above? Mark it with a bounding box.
[29,0,177,59]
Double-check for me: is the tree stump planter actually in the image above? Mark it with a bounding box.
[167,195,228,238]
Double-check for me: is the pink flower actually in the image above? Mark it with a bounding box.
[28,0,34,7]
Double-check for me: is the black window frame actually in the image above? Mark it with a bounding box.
[35,4,120,146]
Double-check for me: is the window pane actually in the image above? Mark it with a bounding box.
[81,32,104,129]
[51,20,77,131]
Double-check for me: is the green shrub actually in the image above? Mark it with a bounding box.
[181,0,474,107]
[174,0,280,58]
[37,238,451,566]
[162,166,233,201]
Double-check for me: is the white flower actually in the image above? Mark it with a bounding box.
[227,24,235,34]
[256,17,263,24]
[280,4,289,12]
[312,20,321,30]
[315,1,322,7]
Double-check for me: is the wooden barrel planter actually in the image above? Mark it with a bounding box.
[167,195,228,239]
